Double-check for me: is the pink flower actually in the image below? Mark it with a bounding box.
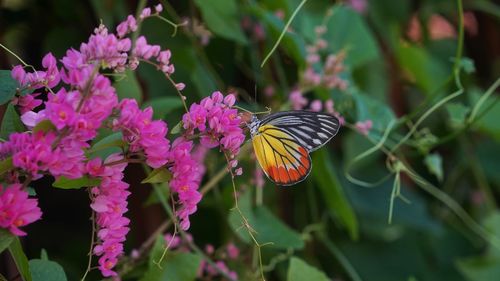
[264,85,275,97]
[0,184,42,236]
[275,9,285,20]
[315,26,327,36]
[355,120,373,136]
[234,167,243,176]
[199,259,238,280]
[307,53,320,64]
[116,15,137,38]
[12,92,43,114]
[310,99,323,112]
[325,99,335,114]
[205,244,215,255]
[133,36,160,60]
[182,92,245,158]
[175,82,186,90]
[302,67,321,86]
[428,14,456,40]
[253,24,265,41]
[164,233,182,249]
[316,38,328,50]
[4,132,57,178]
[113,99,170,168]
[155,4,163,13]
[45,91,77,130]
[226,243,239,259]
[79,25,131,70]
[348,0,367,14]
[289,90,307,110]
[140,7,151,19]
[11,53,60,90]
[253,166,265,189]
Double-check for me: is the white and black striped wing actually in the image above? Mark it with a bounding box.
[260,111,340,152]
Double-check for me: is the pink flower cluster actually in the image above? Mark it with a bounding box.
[302,27,348,90]
[113,99,170,168]
[0,184,42,236]
[289,92,345,125]
[88,155,130,277]
[182,91,245,158]
[198,242,240,280]
[0,132,56,179]
[355,120,373,136]
[11,52,60,90]
[2,3,188,278]
[167,139,204,230]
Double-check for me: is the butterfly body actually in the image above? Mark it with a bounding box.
[249,111,340,186]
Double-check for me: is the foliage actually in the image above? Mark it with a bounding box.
[1,0,500,281]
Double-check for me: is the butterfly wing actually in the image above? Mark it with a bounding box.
[260,111,340,152]
[252,123,312,186]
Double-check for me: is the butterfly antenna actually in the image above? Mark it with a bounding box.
[254,84,258,103]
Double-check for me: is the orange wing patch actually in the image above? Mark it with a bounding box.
[252,124,311,186]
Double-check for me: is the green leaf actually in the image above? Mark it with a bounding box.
[229,191,304,249]
[469,91,500,141]
[0,229,15,254]
[191,62,218,98]
[27,187,36,196]
[141,236,202,281]
[32,120,56,134]
[0,157,13,176]
[194,0,247,44]
[8,238,32,281]
[88,132,124,160]
[424,153,444,182]
[457,257,500,281]
[395,44,449,95]
[142,97,184,120]
[142,168,172,184]
[456,212,500,281]
[114,69,142,103]
[324,6,380,68]
[52,175,101,189]
[313,150,359,240]
[287,257,329,281]
[29,259,67,281]
[446,103,470,128]
[144,186,170,207]
[0,103,25,140]
[170,121,183,135]
[0,70,18,105]
[483,212,500,258]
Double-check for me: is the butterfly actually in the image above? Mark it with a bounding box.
[248,110,340,186]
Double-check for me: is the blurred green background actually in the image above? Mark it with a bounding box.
[1,0,500,280]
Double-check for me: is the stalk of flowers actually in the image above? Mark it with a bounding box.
[288,21,348,125]
[171,91,245,229]
[88,154,130,277]
[167,138,203,230]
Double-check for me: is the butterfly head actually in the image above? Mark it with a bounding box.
[248,115,260,137]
